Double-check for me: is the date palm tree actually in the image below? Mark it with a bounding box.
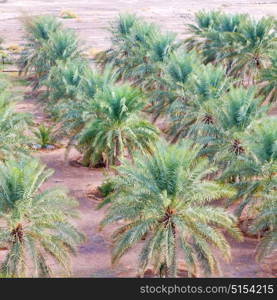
[186,12,276,85]
[101,141,242,277]
[189,87,267,163]
[219,117,277,217]
[168,63,231,142]
[259,52,277,104]
[185,11,245,65]
[44,58,88,102]
[0,158,84,277]
[250,183,277,263]
[76,84,159,167]
[226,17,276,85]
[20,16,82,89]
[96,13,139,67]
[0,79,30,159]
[19,15,62,85]
[53,64,118,149]
[149,49,200,121]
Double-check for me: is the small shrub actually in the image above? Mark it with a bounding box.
[98,179,116,198]
[33,124,55,149]
[85,48,102,59]
[60,10,78,19]
[6,44,23,54]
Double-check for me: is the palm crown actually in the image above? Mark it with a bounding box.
[77,84,159,167]
[0,159,84,277]
[101,141,242,277]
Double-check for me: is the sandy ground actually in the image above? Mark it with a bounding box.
[1,0,277,50]
[0,0,276,277]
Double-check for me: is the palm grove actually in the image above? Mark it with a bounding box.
[0,11,276,277]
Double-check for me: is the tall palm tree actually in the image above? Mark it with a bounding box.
[0,158,84,277]
[76,84,159,167]
[101,141,242,277]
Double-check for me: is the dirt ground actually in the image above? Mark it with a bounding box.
[1,0,277,50]
[1,0,277,277]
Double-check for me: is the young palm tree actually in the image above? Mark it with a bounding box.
[101,141,242,277]
[76,84,159,167]
[20,15,82,89]
[19,15,62,85]
[33,124,55,149]
[0,158,84,277]
[110,20,159,82]
[127,31,179,90]
[96,13,139,67]
[45,58,88,102]
[186,12,276,84]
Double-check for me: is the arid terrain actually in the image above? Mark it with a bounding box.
[1,0,277,50]
[1,0,277,277]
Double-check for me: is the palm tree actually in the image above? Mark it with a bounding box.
[19,15,62,85]
[101,141,242,277]
[185,12,276,85]
[0,79,30,159]
[76,84,159,167]
[0,158,84,277]
[190,87,267,162]
[259,52,277,104]
[20,16,82,89]
[185,11,245,65]
[148,49,200,121]
[53,64,118,149]
[219,117,277,217]
[96,13,139,67]
[44,58,88,102]
[168,63,231,142]
[127,30,179,90]
[111,20,159,82]
[250,183,277,263]
[226,17,276,85]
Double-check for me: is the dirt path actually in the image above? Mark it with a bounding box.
[11,81,273,278]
